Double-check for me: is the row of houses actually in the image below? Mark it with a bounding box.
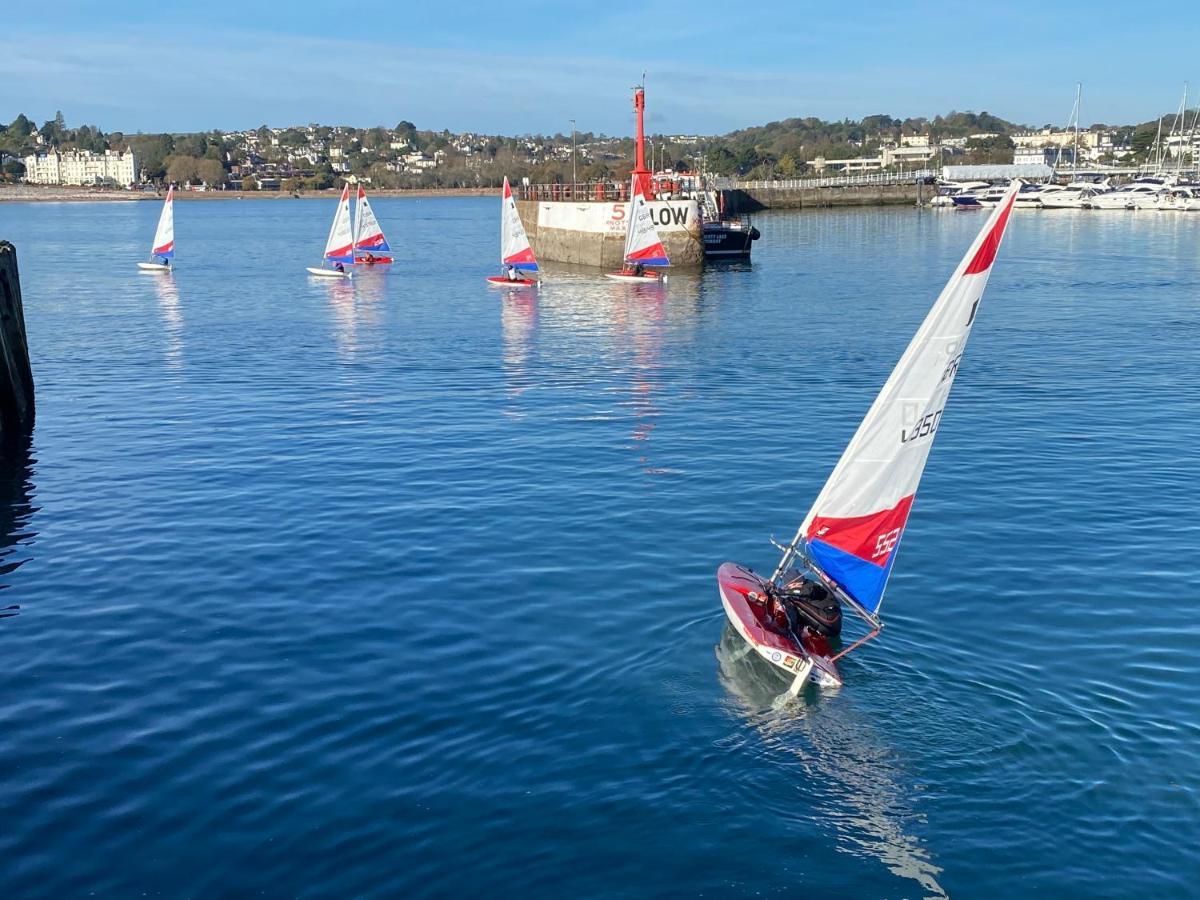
[808,128,1154,175]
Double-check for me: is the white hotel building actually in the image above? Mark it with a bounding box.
[22,149,137,186]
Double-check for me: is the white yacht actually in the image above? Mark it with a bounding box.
[1084,176,1172,210]
[1154,186,1200,211]
[1039,179,1112,209]
[1089,177,1171,211]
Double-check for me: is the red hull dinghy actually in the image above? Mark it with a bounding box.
[718,182,1020,696]
[605,173,669,282]
[489,176,540,288]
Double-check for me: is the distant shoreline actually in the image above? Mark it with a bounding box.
[0,185,494,203]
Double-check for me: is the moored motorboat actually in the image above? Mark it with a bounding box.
[716,182,1020,696]
[1084,176,1172,209]
[1039,179,1110,209]
[931,180,989,208]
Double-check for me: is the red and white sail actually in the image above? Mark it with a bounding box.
[323,185,355,263]
[784,182,1019,617]
[500,176,538,270]
[353,186,391,253]
[622,174,669,267]
[151,186,175,258]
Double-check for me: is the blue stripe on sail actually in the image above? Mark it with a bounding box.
[372,239,391,251]
[326,253,354,263]
[630,256,669,266]
[513,262,539,271]
[808,538,894,615]
[156,250,175,259]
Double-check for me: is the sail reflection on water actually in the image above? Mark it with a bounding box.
[499,292,538,409]
[320,271,385,361]
[151,274,184,368]
[503,270,702,475]
[715,625,948,899]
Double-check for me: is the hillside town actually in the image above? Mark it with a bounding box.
[1,109,1197,191]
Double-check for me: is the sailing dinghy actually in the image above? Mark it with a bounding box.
[606,174,669,281]
[307,185,355,278]
[717,181,1019,695]
[487,176,539,287]
[137,187,175,271]
[353,186,393,264]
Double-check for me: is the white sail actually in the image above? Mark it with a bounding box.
[500,176,538,270]
[151,187,175,258]
[778,182,1020,618]
[323,185,354,262]
[353,186,390,253]
[622,175,669,266]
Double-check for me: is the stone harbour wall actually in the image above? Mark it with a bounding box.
[517,199,704,270]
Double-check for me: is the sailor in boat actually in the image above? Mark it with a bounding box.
[362,252,377,265]
[158,256,170,268]
[333,261,345,274]
[503,263,522,282]
[757,575,842,639]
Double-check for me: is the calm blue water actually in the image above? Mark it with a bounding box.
[0,196,1197,897]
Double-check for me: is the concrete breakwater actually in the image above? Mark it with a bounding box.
[722,181,924,213]
[516,198,704,269]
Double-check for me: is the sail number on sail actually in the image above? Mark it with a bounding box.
[901,409,942,444]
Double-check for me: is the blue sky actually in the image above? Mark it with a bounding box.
[3,0,1196,136]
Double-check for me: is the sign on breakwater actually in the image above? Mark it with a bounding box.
[518,198,704,269]
[537,200,695,235]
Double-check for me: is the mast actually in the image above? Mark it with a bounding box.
[1152,116,1164,173]
[352,184,361,250]
[1179,83,1189,173]
[1053,84,1081,179]
[1072,82,1081,179]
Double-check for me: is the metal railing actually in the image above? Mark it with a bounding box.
[513,170,935,201]
[723,171,934,190]
[517,183,629,202]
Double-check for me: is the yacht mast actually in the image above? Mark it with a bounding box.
[1175,84,1188,173]
[1152,116,1164,173]
[1072,83,1081,178]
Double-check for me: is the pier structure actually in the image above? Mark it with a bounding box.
[717,172,934,212]
[515,84,705,270]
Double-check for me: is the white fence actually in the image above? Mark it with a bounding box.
[720,171,934,190]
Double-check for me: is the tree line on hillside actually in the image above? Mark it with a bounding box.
[0,109,1186,188]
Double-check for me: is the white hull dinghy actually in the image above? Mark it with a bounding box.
[718,182,1021,697]
[308,185,355,278]
[138,187,175,272]
[606,173,669,282]
[604,272,665,283]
